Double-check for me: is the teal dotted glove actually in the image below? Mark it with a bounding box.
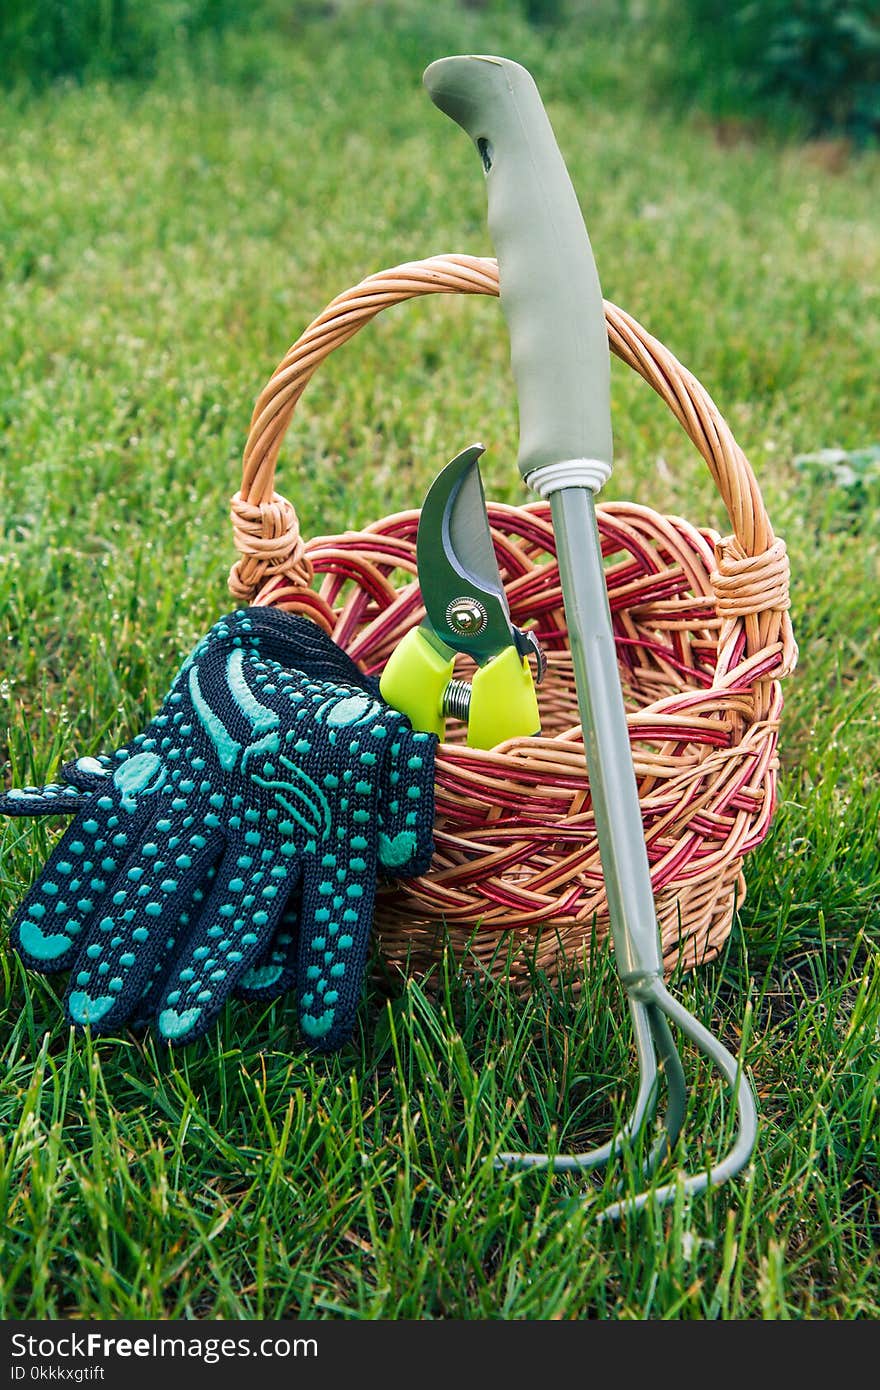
[1,610,436,1051]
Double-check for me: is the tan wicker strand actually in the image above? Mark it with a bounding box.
[228,490,313,601]
[228,254,796,989]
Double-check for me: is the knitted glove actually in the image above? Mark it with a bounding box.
[1,609,436,1051]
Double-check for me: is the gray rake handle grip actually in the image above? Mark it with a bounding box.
[423,54,612,489]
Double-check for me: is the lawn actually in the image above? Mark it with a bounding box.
[1,4,878,1318]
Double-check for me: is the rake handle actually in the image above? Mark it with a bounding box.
[425,55,661,975]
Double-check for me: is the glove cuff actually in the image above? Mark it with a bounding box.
[194,608,380,696]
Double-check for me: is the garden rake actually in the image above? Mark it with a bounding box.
[422,54,758,1218]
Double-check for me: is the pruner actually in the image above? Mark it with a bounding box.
[380,444,546,749]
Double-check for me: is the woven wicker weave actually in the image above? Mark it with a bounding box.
[227,254,797,988]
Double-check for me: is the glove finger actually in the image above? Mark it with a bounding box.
[295,851,379,1052]
[128,861,220,1029]
[234,888,301,1001]
[153,849,301,1044]
[58,754,118,792]
[61,822,225,1032]
[0,780,92,817]
[375,728,437,878]
[10,790,160,974]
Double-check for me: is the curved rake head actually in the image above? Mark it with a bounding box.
[496,978,757,1222]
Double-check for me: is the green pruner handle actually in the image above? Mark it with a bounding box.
[380,628,453,740]
[380,629,540,749]
[468,645,540,749]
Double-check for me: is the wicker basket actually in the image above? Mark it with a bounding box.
[227,254,797,989]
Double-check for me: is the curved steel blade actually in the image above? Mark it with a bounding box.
[417,444,516,665]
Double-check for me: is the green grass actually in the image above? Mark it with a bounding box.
[1,3,879,1319]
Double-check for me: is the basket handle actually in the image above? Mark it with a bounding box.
[231,254,795,679]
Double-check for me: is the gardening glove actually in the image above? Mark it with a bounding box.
[1,608,437,1051]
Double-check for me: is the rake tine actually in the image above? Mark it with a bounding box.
[496,994,662,1176]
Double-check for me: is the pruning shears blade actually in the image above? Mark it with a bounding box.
[417,443,516,665]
